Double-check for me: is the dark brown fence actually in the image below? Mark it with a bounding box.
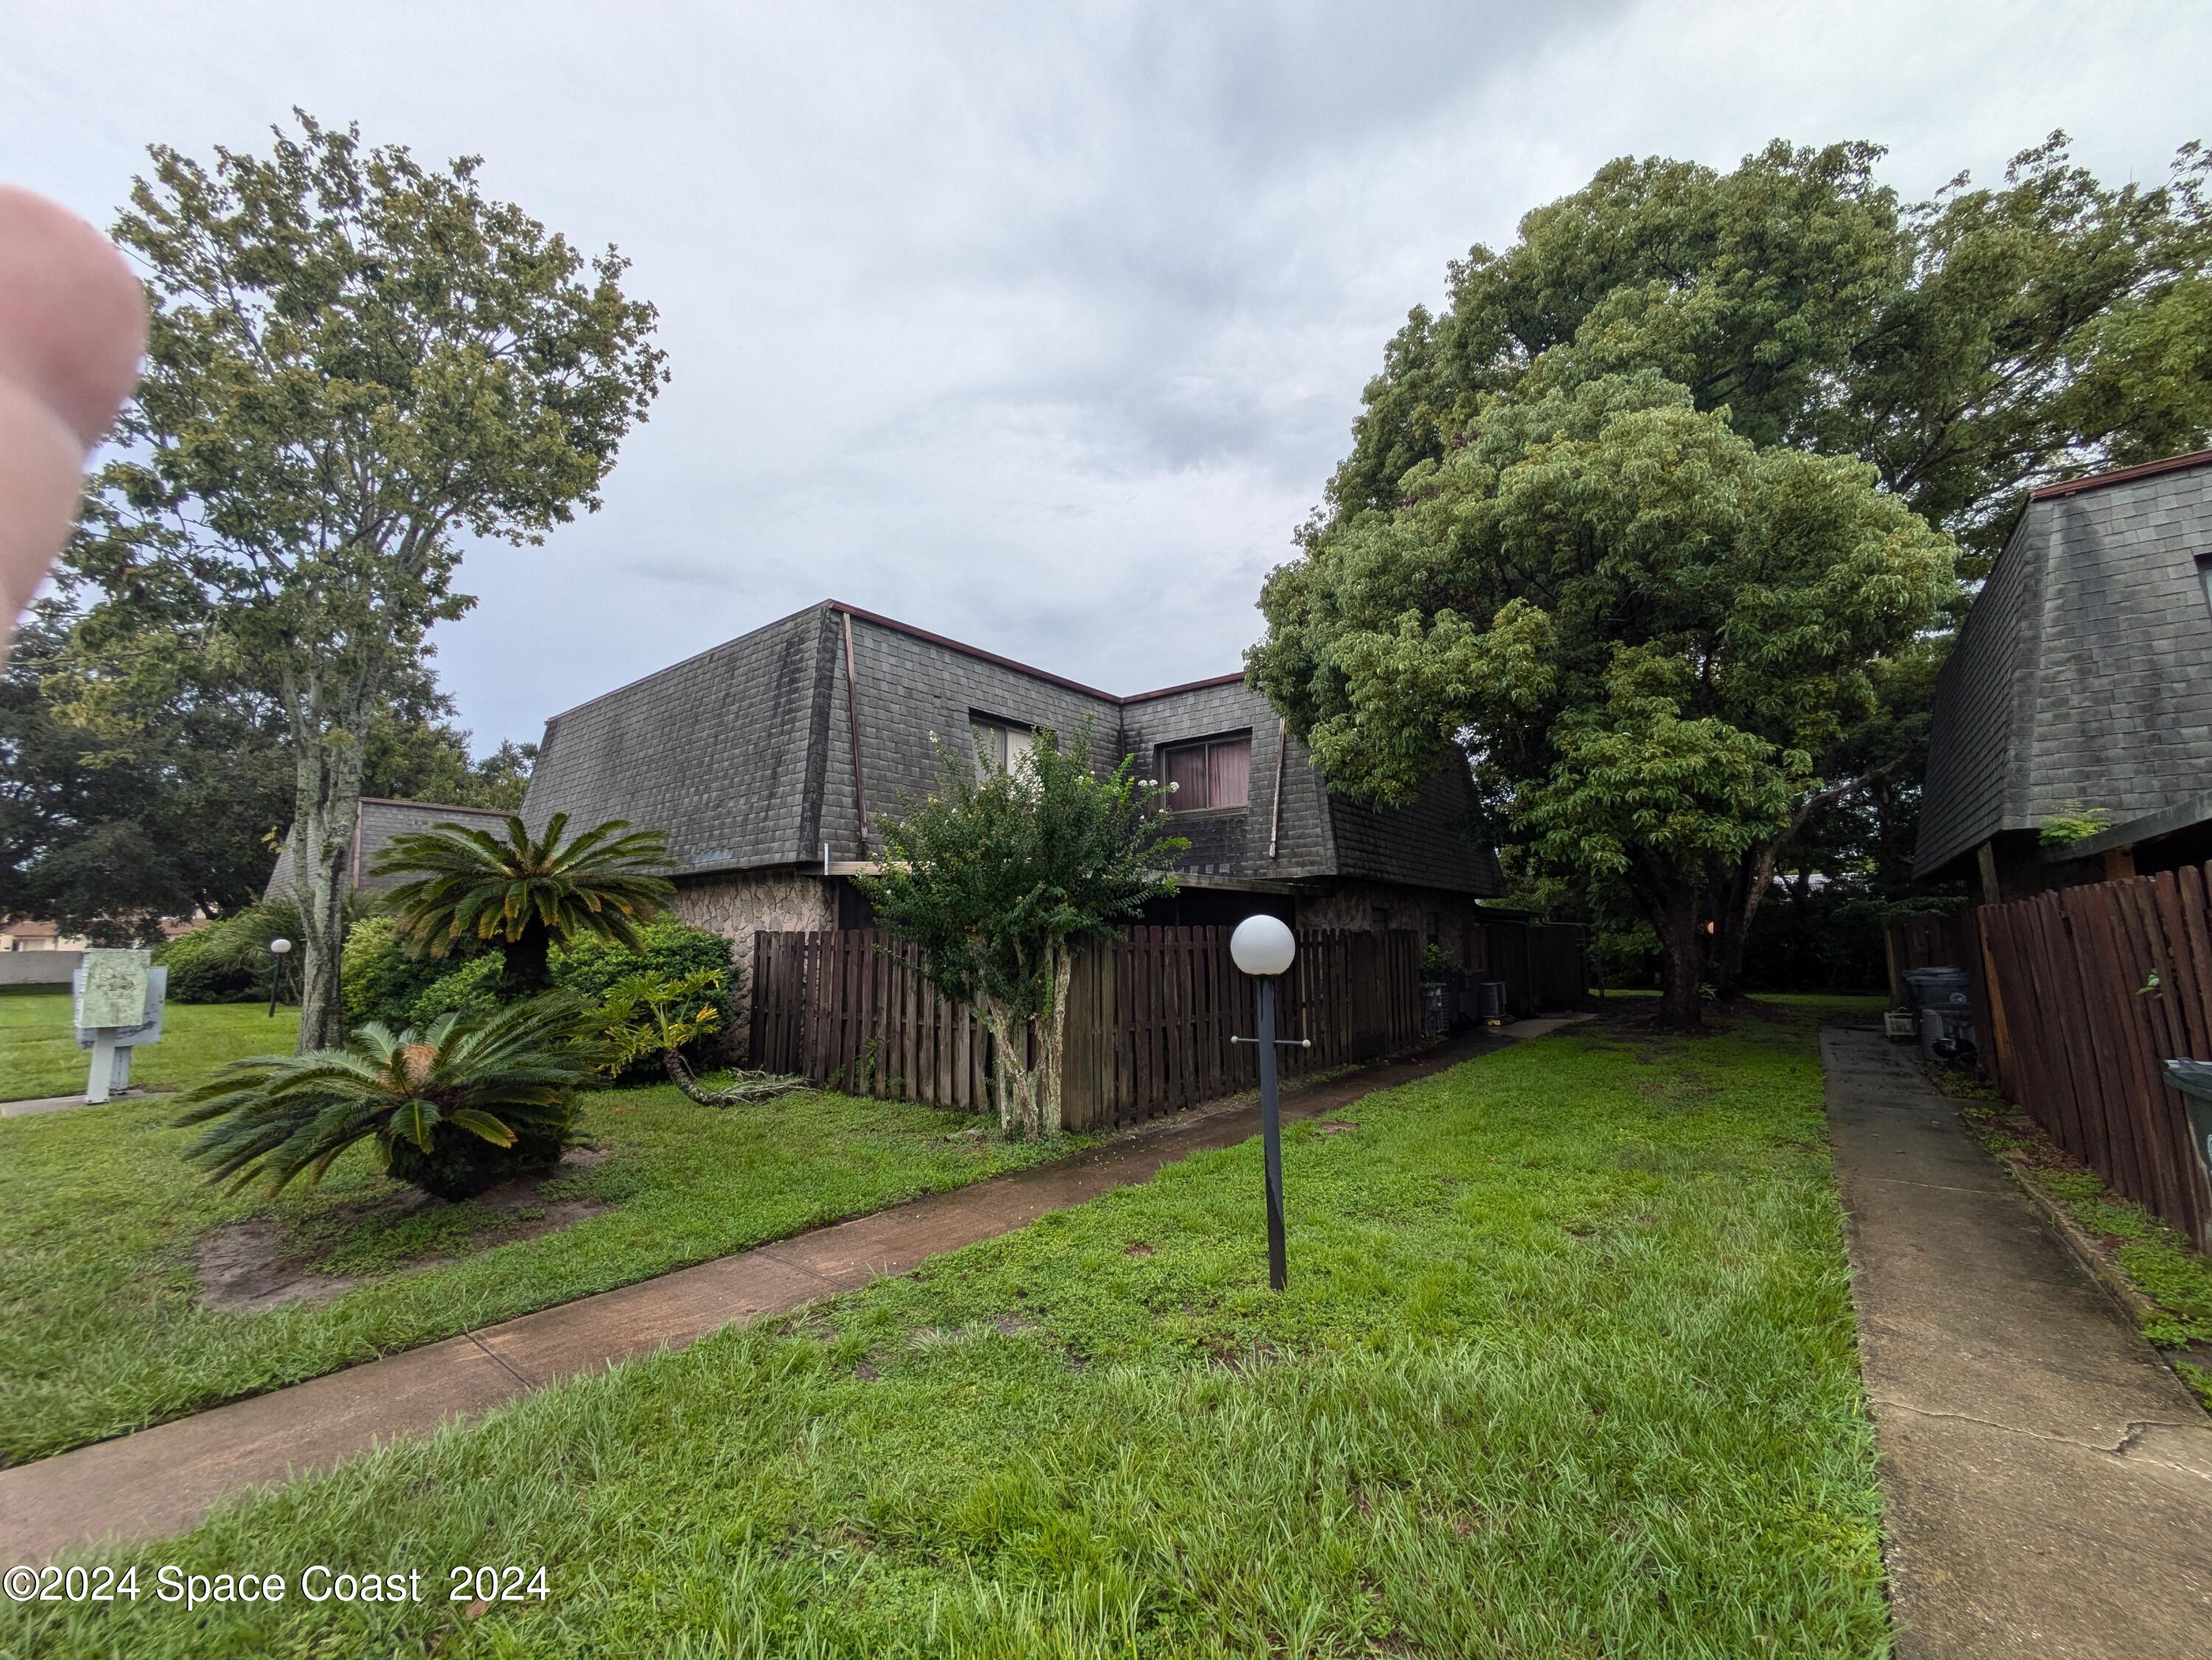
[1964,870,2212,1252]
[1882,911,1970,1004]
[751,927,1422,1131]
[1474,922,1586,1014]
[750,928,995,1111]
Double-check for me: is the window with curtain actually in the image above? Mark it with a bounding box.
[970,719,1034,775]
[1160,733,1251,811]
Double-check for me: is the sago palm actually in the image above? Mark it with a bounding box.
[372,812,675,994]
[177,1002,588,1201]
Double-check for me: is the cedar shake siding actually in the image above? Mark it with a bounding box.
[1917,451,2212,883]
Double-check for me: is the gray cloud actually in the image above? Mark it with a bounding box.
[6,0,2208,742]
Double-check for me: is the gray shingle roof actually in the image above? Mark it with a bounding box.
[521,601,1502,896]
[1916,453,2212,878]
[263,799,515,904]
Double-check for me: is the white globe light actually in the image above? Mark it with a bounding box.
[268,937,293,955]
[1230,914,1295,977]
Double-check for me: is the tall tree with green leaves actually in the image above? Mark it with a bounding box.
[63,113,667,1047]
[858,727,1186,1137]
[1,600,292,940]
[1254,135,2210,1020]
[1256,372,1952,1028]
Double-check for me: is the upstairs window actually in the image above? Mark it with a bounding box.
[971,718,1033,775]
[1162,733,1251,811]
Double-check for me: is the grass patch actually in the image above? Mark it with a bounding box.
[7,1002,1889,1657]
[1,986,303,1102]
[1929,1063,2212,1413]
[0,1078,1077,1462]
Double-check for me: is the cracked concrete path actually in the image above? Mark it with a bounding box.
[0,1016,1586,1566]
[1824,1028,2212,1659]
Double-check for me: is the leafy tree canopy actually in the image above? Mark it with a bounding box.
[1330,135,2211,573]
[858,726,1186,1137]
[1253,133,2208,1025]
[64,111,666,1048]
[1,602,290,941]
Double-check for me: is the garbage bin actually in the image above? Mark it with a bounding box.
[1899,966,1975,1061]
[2160,1061,2212,1217]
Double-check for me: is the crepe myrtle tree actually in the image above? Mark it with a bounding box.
[858,724,1187,1137]
[63,112,667,1050]
[1251,371,1954,1030]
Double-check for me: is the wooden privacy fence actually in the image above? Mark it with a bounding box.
[1882,911,1969,1005]
[1474,921,1586,1015]
[751,927,1422,1133]
[1965,869,2212,1252]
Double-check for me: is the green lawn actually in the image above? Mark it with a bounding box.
[1,986,301,1101]
[0,1075,1078,1463]
[7,1003,1890,1658]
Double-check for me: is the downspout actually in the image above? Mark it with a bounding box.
[1267,717,1287,860]
[839,608,870,853]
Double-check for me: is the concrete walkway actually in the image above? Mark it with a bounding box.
[1824,1028,2212,1658]
[0,1017,1584,1564]
[1,1088,164,1117]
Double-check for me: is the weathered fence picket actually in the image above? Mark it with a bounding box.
[749,926,1423,1131]
[1896,872,2212,1252]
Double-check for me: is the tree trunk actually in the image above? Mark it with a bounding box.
[1034,944,1074,1138]
[279,660,372,1054]
[504,927,552,997]
[981,999,1030,1136]
[1708,846,1775,1004]
[1648,885,1708,1032]
[284,704,364,1053]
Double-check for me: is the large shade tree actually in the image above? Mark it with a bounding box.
[1254,136,2211,1022]
[1257,372,1952,1028]
[1,601,291,941]
[63,113,667,1048]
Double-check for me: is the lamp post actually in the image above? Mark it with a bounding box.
[266,936,292,1018]
[1231,914,1304,1291]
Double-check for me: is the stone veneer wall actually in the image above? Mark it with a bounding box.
[674,868,836,1058]
[1295,879,1486,966]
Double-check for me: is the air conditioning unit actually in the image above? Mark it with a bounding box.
[1477,980,1509,1022]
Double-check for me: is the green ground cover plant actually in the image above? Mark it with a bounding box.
[0,986,300,1101]
[0,1075,1077,1463]
[7,1004,1889,1658]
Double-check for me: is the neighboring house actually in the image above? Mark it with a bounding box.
[0,920,88,952]
[521,601,1506,1005]
[263,798,514,904]
[1917,448,2212,899]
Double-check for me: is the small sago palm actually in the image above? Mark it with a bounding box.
[373,813,675,995]
[177,1002,588,1201]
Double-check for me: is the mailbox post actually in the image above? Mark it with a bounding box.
[72,949,165,1104]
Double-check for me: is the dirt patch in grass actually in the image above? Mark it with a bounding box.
[194,1224,364,1315]
[195,1151,612,1314]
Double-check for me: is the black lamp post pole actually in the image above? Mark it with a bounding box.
[1256,974,1287,1291]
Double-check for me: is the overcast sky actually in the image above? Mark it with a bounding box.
[7,1,2208,750]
